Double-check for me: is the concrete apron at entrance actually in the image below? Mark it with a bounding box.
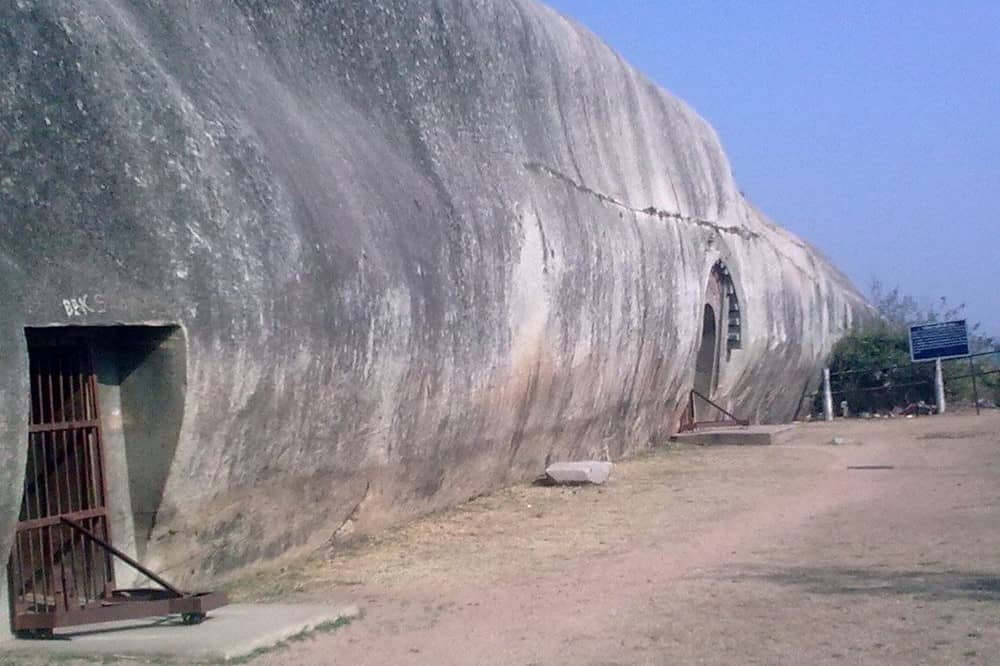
[0,603,359,661]
[671,424,796,446]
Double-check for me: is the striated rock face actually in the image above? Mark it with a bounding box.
[0,0,871,584]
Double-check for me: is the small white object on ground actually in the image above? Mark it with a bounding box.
[545,461,613,485]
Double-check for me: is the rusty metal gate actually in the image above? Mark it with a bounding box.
[7,333,225,636]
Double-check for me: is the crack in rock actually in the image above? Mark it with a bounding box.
[524,161,759,240]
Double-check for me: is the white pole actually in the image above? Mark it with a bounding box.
[935,358,946,415]
[823,368,834,422]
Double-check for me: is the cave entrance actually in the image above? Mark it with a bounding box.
[679,261,749,431]
[7,327,225,636]
[693,303,719,403]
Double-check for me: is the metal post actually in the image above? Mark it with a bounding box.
[823,368,834,422]
[935,358,946,415]
[969,355,980,416]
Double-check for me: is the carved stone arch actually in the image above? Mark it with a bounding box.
[710,259,743,354]
[691,258,747,421]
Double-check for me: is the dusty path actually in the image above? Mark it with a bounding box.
[236,412,1000,665]
[5,413,996,665]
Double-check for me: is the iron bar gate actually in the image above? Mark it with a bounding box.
[8,339,116,629]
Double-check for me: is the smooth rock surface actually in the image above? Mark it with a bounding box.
[545,461,614,485]
[0,0,873,588]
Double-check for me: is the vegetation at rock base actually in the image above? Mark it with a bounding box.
[815,281,999,415]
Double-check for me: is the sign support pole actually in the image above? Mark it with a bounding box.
[934,358,946,415]
[969,355,980,416]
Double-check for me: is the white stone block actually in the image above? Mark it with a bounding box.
[545,461,613,485]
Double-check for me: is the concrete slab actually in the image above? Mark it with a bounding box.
[0,603,359,662]
[670,424,796,446]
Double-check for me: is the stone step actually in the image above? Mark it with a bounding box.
[670,424,796,446]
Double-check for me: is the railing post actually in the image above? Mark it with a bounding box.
[969,355,980,416]
[823,368,834,422]
[934,358,946,415]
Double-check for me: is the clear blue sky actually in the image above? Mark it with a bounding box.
[545,0,1000,337]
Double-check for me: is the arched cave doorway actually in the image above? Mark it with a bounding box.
[689,260,743,422]
[694,304,718,398]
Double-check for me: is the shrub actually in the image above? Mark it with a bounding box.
[817,329,934,414]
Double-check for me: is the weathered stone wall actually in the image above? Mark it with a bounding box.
[0,0,872,585]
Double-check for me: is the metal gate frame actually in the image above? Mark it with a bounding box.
[678,389,750,433]
[7,332,225,636]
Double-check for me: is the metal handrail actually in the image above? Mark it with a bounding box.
[60,516,185,598]
[679,389,750,432]
[690,390,746,423]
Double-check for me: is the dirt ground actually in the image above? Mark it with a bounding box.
[6,411,1000,665]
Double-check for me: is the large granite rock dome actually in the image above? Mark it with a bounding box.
[0,0,870,583]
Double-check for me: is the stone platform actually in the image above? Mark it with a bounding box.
[0,603,359,662]
[670,424,796,446]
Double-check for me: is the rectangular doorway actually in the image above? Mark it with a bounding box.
[7,327,226,635]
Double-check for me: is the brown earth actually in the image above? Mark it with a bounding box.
[6,411,1000,664]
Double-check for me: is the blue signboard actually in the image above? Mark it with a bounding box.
[909,320,970,362]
